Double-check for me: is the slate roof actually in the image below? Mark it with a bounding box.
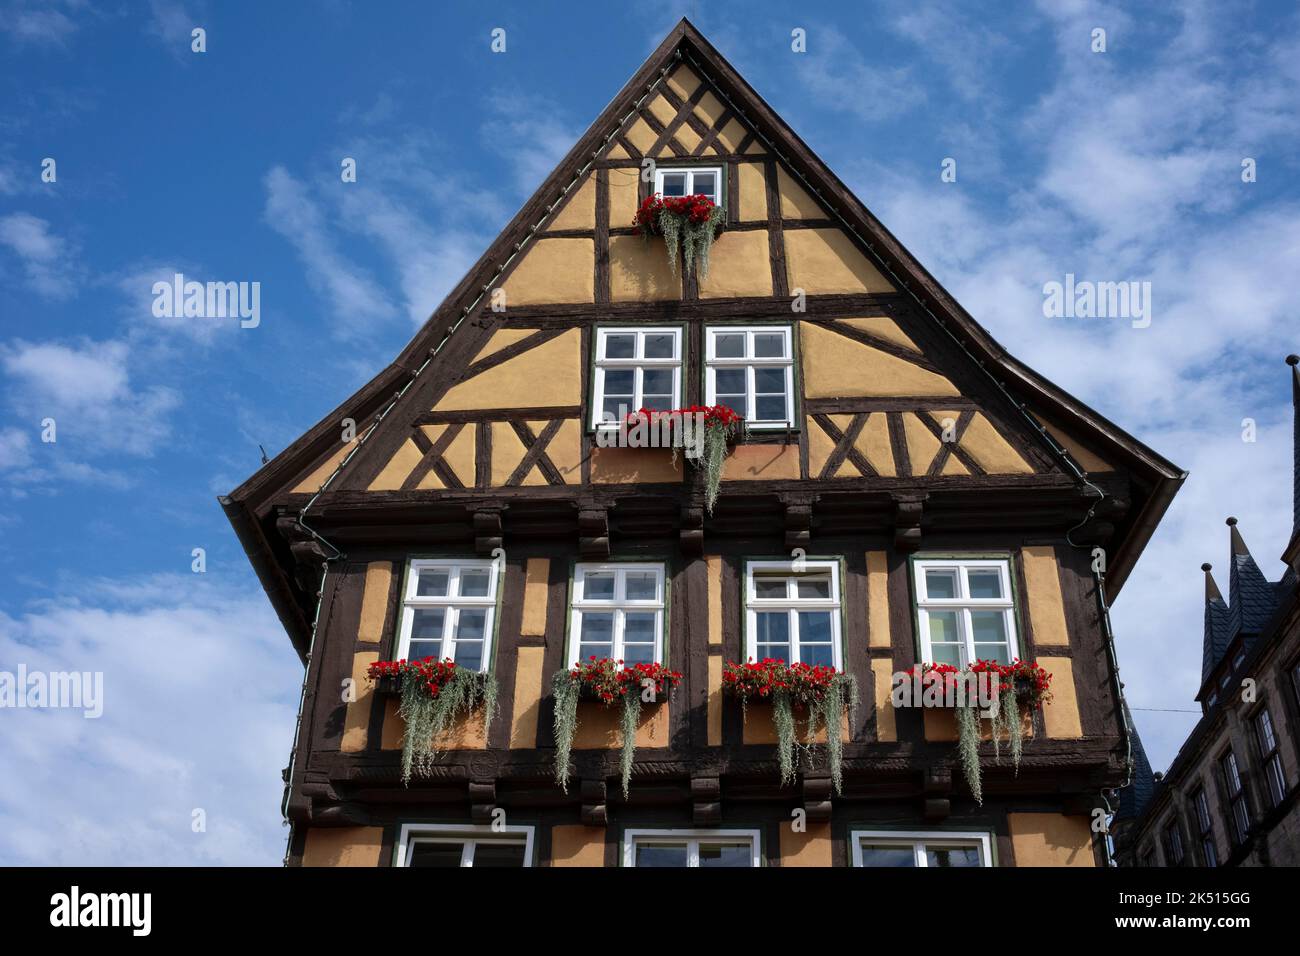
[1117,702,1156,820]
[1200,564,1233,684]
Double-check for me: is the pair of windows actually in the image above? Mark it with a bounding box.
[1253,707,1287,809]
[592,326,795,430]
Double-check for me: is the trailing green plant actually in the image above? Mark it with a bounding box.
[551,658,682,799]
[956,703,982,805]
[905,658,1053,802]
[368,658,497,786]
[722,659,859,793]
[621,405,744,514]
[634,193,726,277]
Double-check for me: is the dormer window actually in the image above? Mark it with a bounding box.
[655,165,722,205]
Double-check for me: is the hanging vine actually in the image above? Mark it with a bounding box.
[551,658,682,799]
[635,193,726,277]
[621,405,744,513]
[369,658,498,787]
[723,659,859,793]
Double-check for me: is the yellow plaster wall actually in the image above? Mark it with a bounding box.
[858,413,896,476]
[341,650,379,753]
[721,443,800,480]
[902,413,942,471]
[673,122,702,153]
[471,328,537,363]
[707,655,723,746]
[623,117,658,155]
[695,90,725,126]
[501,237,594,305]
[521,559,550,636]
[715,117,747,152]
[806,415,840,477]
[923,705,1033,742]
[381,697,488,750]
[873,666,897,742]
[358,561,392,644]
[777,165,824,219]
[368,438,423,491]
[550,825,606,867]
[867,551,890,648]
[667,64,701,100]
[738,162,767,221]
[647,93,676,129]
[780,823,833,867]
[292,439,357,494]
[1022,546,1071,647]
[1038,416,1115,472]
[609,234,682,301]
[784,228,894,294]
[534,417,583,484]
[301,827,385,867]
[942,412,1033,474]
[1008,813,1096,867]
[707,555,724,647]
[509,646,546,749]
[1039,657,1082,739]
[608,167,641,226]
[744,705,849,745]
[433,329,581,411]
[697,230,774,298]
[572,701,670,749]
[839,316,921,352]
[589,446,683,484]
[800,322,958,398]
[545,177,597,232]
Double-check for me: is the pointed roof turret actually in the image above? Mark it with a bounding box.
[1200,562,1232,683]
[1116,701,1156,820]
[1225,516,1278,640]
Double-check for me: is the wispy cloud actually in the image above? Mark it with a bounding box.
[0,212,77,299]
[0,0,81,47]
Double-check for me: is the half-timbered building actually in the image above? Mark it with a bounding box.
[223,20,1184,867]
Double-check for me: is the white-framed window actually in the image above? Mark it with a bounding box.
[623,828,760,867]
[705,326,794,428]
[850,830,992,867]
[569,563,666,667]
[592,327,682,429]
[654,165,723,205]
[396,559,499,672]
[744,559,841,668]
[396,823,534,868]
[913,558,1020,667]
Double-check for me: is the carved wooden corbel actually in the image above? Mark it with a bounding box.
[784,502,813,551]
[276,514,330,593]
[473,508,504,555]
[469,779,497,823]
[892,493,927,552]
[680,506,704,555]
[691,775,721,825]
[922,766,952,821]
[580,778,607,826]
[802,774,833,823]
[578,508,610,559]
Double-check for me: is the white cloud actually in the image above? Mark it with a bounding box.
[262,165,399,337]
[0,212,77,299]
[0,573,299,865]
[481,92,583,194]
[0,1,80,46]
[0,339,179,456]
[790,25,925,123]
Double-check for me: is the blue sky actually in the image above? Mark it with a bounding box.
[1,0,1298,864]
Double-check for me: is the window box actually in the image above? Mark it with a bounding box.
[552,657,682,800]
[896,659,1052,805]
[367,658,498,786]
[634,178,725,277]
[723,658,857,793]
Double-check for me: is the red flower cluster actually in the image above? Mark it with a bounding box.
[623,404,743,431]
[566,657,683,705]
[368,657,461,698]
[634,192,719,234]
[722,658,843,705]
[904,659,1053,703]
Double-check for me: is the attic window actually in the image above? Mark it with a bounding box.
[655,165,722,205]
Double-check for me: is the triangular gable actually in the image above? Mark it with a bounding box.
[226,19,1184,658]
